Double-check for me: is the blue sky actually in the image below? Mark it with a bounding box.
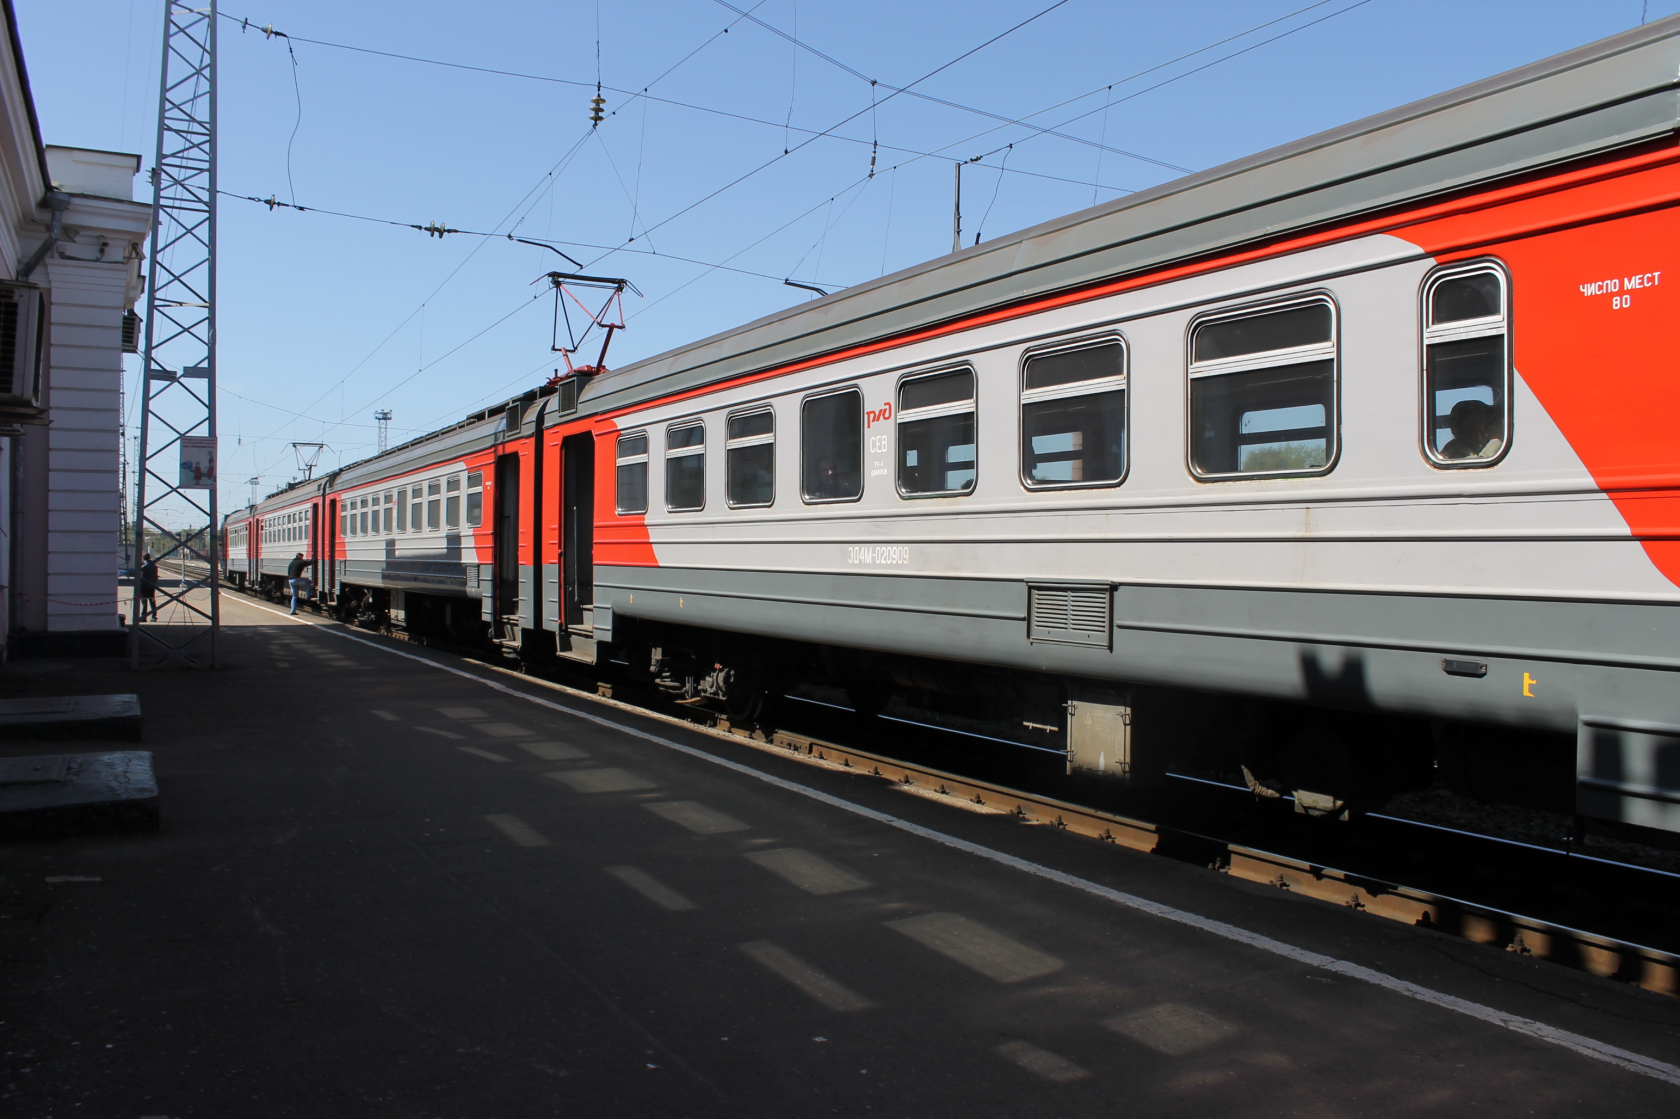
[16,0,1678,516]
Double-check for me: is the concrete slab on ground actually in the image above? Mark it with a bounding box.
[0,693,142,741]
[0,750,158,838]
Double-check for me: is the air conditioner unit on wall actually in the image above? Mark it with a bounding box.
[0,282,46,424]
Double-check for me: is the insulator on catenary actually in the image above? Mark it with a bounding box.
[589,94,606,126]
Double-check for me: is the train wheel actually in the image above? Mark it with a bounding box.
[724,685,766,723]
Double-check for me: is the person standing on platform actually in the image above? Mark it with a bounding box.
[287,553,315,615]
[137,553,159,621]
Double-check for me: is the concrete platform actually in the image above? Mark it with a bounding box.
[0,693,142,741]
[1,591,1677,1117]
[0,751,158,838]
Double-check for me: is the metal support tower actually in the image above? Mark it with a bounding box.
[132,1,219,668]
[374,409,392,453]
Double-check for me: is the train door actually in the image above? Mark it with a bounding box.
[561,432,594,627]
[494,453,521,627]
[325,498,338,600]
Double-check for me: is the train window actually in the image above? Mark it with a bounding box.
[342,510,350,537]
[1021,339,1127,488]
[445,490,460,530]
[446,476,461,492]
[616,432,649,515]
[897,368,976,496]
[466,472,484,528]
[358,496,369,536]
[726,408,775,508]
[383,492,394,534]
[424,480,440,532]
[801,388,863,502]
[1189,298,1336,478]
[410,485,423,533]
[396,490,406,532]
[1423,264,1508,466]
[665,421,706,512]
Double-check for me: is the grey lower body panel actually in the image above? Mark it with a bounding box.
[341,560,476,598]
[1577,717,1680,832]
[595,565,1680,736]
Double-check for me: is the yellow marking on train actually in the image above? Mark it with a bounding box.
[1522,672,1538,697]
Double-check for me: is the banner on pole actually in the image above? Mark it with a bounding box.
[179,435,217,489]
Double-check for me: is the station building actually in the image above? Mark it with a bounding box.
[0,0,149,660]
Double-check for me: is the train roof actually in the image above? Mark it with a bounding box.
[580,15,1680,416]
[332,404,509,490]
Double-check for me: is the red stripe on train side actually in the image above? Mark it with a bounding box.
[586,417,658,568]
[1405,160,1680,586]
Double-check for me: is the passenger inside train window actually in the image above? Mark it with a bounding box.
[1189,299,1336,477]
[466,472,484,528]
[1021,340,1126,488]
[616,433,649,514]
[898,368,976,496]
[801,389,862,502]
[1441,399,1503,459]
[726,409,775,507]
[1423,265,1508,465]
[666,422,706,512]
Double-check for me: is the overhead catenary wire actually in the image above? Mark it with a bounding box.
[220,190,852,291]
[232,1,769,487]
[709,0,1193,174]
[221,7,1141,196]
[603,0,1381,306]
[954,0,1378,167]
[222,4,1179,176]
[579,0,1076,275]
[241,123,597,484]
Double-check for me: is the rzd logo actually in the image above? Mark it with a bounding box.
[866,402,892,427]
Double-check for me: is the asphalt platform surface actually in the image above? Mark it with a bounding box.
[3,593,1679,1118]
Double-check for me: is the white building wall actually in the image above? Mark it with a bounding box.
[40,257,127,631]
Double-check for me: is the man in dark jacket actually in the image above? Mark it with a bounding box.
[287,553,315,615]
[137,553,159,621]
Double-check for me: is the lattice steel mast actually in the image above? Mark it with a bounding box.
[132,1,219,668]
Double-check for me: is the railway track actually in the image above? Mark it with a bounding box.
[224,576,1680,1000]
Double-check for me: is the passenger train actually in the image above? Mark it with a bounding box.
[225,20,1680,837]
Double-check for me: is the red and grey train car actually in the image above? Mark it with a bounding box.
[220,481,326,593]
[230,20,1680,836]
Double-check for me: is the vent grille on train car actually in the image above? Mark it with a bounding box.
[557,377,579,414]
[1028,583,1112,648]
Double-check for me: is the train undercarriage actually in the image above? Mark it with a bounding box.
[226,573,1602,846]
